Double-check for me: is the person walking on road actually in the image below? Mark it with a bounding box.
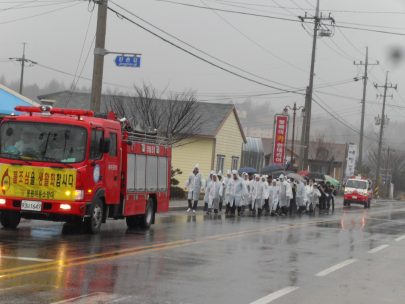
[250,174,262,216]
[185,164,204,213]
[242,172,251,215]
[228,170,248,217]
[206,173,222,215]
[289,178,297,216]
[217,171,223,212]
[264,175,272,215]
[203,171,214,211]
[308,183,321,215]
[268,180,279,216]
[223,170,232,214]
[330,185,337,211]
[296,179,306,214]
[278,175,289,216]
[324,182,332,212]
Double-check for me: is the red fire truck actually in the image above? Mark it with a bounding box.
[343,176,373,209]
[0,105,171,233]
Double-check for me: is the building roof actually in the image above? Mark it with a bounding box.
[37,90,69,100]
[261,137,346,163]
[54,92,246,141]
[0,84,40,115]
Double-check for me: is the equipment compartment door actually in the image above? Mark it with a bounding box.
[104,131,121,204]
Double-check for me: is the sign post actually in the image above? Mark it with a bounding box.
[345,143,357,177]
[272,115,289,167]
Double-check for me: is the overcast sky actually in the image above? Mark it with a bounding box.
[1,0,405,138]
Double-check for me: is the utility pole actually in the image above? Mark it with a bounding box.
[374,72,397,192]
[90,0,108,113]
[283,103,305,171]
[9,43,37,96]
[353,47,379,172]
[298,0,335,171]
[383,147,394,198]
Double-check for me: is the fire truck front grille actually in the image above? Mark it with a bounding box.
[12,200,21,208]
[43,203,52,211]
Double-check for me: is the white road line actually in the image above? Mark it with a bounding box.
[395,235,405,242]
[367,244,389,253]
[1,256,53,262]
[50,292,110,304]
[316,259,357,277]
[249,286,299,304]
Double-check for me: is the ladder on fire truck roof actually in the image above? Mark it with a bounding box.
[124,130,172,146]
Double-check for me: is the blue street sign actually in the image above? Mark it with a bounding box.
[380,175,390,182]
[114,56,141,68]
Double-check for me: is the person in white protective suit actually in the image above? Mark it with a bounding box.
[248,174,257,212]
[203,171,214,211]
[206,173,222,215]
[305,180,313,213]
[307,183,321,214]
[184,164,204,212]
[251,174,265,216]
[278,175,289,216]
[223,170,232,214]
[296,179,306,214]
[226,170,249,216]
[268,180,280,216]
[217,171,224,212]
[241,172,251,215]
[264,175,273,214]
[259,175,269,216]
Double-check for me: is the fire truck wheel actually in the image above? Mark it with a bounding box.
[85,199,103,234]
[140,198,154,229]
[343,200,347,206]
[126,215,139,229]
[0,211,21,229]
[367,199,371,208]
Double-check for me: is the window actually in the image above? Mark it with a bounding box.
[109,133,117,157]
[89,130,103,160]
[217,155,225,173]
[232,157,239,171]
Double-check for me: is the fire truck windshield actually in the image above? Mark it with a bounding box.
[0,121,87,163]
[346,180,367,190]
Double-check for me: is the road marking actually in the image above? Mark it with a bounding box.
[51,292,118,303]
[249,286,299,304]
[367,244,389,253]
[316,259,357,276]
[108,296,133,303]
[0,241,205,280]
[1,256,53,262]
[395,235,405,242]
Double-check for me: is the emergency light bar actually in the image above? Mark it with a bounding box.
[14,106,94,117]
[350,176,367,180]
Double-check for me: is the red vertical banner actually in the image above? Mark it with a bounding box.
[272,115,288,166]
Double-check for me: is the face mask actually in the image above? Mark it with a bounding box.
[234,177,238,180]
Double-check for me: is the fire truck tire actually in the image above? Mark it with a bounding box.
[0,211,21,229]
[140,198,154,229]
[126,215,138,229]
[367,199,371,208]
[84,199,103,234]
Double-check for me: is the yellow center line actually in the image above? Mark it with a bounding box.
[0,241,206,280]
[0,208,403,279]
[0,239,193,275]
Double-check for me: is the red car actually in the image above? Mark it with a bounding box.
[343,176,373,209]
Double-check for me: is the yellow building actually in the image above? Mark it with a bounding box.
[172,104,246,187]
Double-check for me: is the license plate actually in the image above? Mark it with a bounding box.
[21,200,42,211]
[352,196,357,199]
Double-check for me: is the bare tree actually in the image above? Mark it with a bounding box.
[308,130,342,174]
[366,147,405,193]
[104,83,205,146]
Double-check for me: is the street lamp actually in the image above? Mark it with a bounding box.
[284,103,305,171]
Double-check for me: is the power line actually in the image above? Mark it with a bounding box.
[0,1,83,24]
[0,0,36,12]
[157,1,405,36]
[107,4,305,95]
[67,8,94,104]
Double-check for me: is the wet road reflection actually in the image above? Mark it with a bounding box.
[0,201,404,303]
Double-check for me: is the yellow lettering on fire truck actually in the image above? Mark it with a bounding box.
[0,165,77,202]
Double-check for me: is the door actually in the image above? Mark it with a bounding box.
[103,130,121,204]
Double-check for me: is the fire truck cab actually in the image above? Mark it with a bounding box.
[343,176,373,209]
[0,106,171,233]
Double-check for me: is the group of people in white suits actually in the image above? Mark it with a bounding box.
[185,165,328,216]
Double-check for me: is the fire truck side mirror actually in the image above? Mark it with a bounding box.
[101,137,110,154]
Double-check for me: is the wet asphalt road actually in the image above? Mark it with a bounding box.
[0,200,405,304]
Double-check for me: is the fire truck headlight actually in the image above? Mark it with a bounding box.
[75,190,84,200]
[60,204,71,210]
[0,199,6,204]
[364,191,368,194]
[344,189,348,192]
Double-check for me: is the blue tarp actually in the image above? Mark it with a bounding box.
[0,85,38,115]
